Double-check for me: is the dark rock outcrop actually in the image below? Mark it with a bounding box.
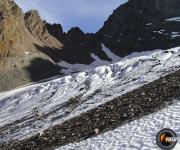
[45,23,64,41]
[61,27,111,64]
[46,25,111,64]
[97,0,180,56]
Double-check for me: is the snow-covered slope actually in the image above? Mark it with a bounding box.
[58,44,121,74]
[0,47,180,143]
[58,98,180,150]
[165,16,180,22]
[58,44,156,74]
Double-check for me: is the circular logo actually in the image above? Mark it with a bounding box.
[156,128,177,149]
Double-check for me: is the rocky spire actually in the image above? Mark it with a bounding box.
[45,23,64,41]
[24,10,49,41]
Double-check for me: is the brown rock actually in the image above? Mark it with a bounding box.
[0,0,25,57]
[0,0,63,92]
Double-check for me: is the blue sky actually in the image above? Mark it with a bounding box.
[15,0,127,33]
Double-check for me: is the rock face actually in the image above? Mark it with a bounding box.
[46,0,180,62]
[24,10,48,40]
[24,10,63,48]
[97,0,180,56]
[45,23,64,41]
[46,26,111,64]
[60,27,111,64]
[0,0,63,92]
[0,0,25,57]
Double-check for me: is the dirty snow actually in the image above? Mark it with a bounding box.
[146,23,152,26]
[165,16,180,22]
[171,32,180,38]
[101,44,121,62]
[58,99,180,150]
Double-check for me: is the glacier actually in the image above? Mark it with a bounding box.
[0,46,180,143]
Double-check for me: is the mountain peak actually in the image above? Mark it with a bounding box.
[45,23,64,41]
[67,27,84,34]
[24,10,40,20]
[24,9,49,41]
[67,27,85,41]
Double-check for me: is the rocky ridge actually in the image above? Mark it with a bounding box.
[45,0,180,62]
